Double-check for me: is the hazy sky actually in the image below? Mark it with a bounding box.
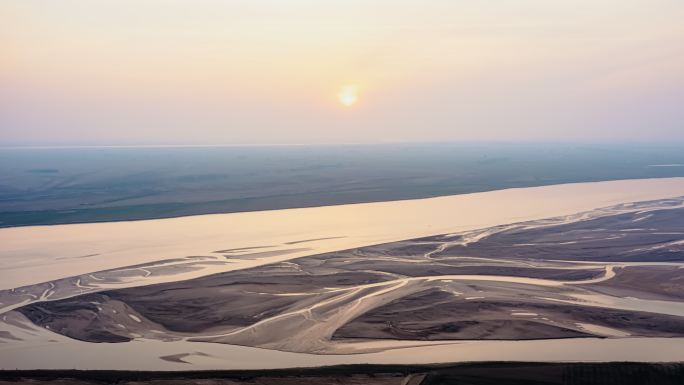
[2,1,683,145]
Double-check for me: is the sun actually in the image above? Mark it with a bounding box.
[337,84,359,107]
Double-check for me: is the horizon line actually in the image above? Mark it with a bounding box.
[2,139,684,150]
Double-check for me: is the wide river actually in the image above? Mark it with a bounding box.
[1,177,684,369]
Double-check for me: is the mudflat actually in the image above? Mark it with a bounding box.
[13,196,684,352]
[3,180,684,370]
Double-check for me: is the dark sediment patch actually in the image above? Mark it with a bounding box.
[299,258,604,281]
[17,295,133,343]
[429,207,684,262]
[0,331,21,341]
[159,354,191,364]
[585,265,684,301]
[16,269,392,341]
[333,288,684,340]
